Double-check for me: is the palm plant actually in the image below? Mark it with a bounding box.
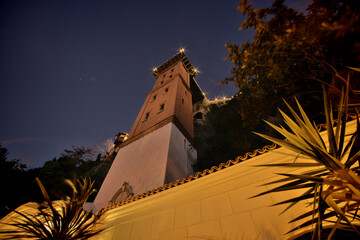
[254,80,360,239]
[0,177,104,239]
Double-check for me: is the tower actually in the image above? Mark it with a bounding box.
[92,50,204,211]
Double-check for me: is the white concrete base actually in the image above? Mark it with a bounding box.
[92,122,196,212]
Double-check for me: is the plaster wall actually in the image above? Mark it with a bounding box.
[165,123,196,184]
[93,122,195,212]
[93,124,171,212]
[92,119,358,240]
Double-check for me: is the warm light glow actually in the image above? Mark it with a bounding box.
[179,48,185,53]
[193,67,200,74]
[152,67,157,72]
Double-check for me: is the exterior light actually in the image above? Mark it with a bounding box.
[152,67,157,72]
[193,67,200,74]
[179,48,185,53]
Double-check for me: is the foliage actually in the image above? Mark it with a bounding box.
[254,82,360,238]
[193,98,271,172]
[1,177,104,239]
[223,0,360,128]
[0,145,113,219]
[0,144,40,219]
[36,146,112,201]
[193,0,360,173]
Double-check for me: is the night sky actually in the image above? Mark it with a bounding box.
[1,0,308,168]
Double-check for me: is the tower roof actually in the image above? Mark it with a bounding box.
[152,50,204,104]
[152,50,197,78]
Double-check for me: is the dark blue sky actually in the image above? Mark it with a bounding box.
[1,0,308,168]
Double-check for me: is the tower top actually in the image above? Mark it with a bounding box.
[152,50,198,78]
[152,50,204,104]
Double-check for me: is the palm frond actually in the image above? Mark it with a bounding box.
[253,83,360,237]
[253,163,322,167]
[1,177,105,240]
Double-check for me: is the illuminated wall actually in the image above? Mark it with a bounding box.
[92,119,358,240]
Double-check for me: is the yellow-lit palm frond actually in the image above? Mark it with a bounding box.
[0,177,104,240]
[254,80,360,239]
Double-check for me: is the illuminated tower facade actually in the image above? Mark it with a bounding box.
[93,51,204,211]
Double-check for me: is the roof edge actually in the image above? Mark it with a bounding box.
[152,50,197,78]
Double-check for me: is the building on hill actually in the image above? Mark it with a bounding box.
[103,132,129,161]
[90,50,205,212]
[193,96,232,124]
[90,119,359,240]
[2,51,359,239]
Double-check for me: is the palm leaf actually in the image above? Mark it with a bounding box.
[253,83,360,237]
[345,113,360,167]
[337,80,350,157]
[269,150,311,158]
[253,163,322,167]
[251,182,314,199]
[272,193,315,206]
[1,177,105,239]
[262,168,328,187]
[253,132,317,159]
[277,173,326,184]
[323,85,338,156]
[285,99,326,149]
[280,187,316,215]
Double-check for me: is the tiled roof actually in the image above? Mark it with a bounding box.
[98,142,277,215]
[98,114,358,215]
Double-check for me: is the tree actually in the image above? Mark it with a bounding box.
[193,0,360,172]
[0,144,114,219]
[193,98,272,172]
[0,144,39,219]
[37,146,112,201]
[223,0,360,126]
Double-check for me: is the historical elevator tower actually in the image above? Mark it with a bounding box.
[93,50,204,211]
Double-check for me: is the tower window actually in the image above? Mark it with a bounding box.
[144,112,150,121]
[169,75,172,78]
[159,104,165,112]
[182,98,184,104]
[171,69,174,72]
[185,91,187,95]
[153,95,157,101]
[160,80,164,84]
[163,74,166,78]
[164,88,169,94]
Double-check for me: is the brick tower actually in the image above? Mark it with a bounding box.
[92,50,204,211]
